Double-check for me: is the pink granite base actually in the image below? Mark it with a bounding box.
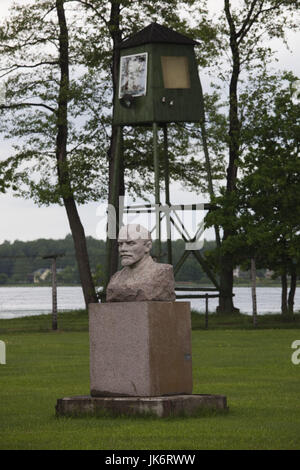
[89,301,193,397]
[56,394,228,418]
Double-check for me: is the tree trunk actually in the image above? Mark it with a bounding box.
[198,78,221,247]
[107,125,124,281]
[56,0,97,309]
[217,250,238,314]
[64,197,98,306]
[281,271,288,315]
[106,1,124,282]
[288,265,297,316]
[217,1,241,314]
[251,258,258,327]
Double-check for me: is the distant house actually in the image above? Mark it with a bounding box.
[264,269,274,279]
[233,266,252,280]
[32,268,52,283]
[233,267,240,278]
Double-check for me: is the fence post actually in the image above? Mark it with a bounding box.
[43,254,63,331]
[205,294,209,329]
[251,258,258,328]
[52,257,57,331]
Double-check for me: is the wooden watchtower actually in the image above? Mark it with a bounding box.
[113,22,202,125]
[105,23,220,301]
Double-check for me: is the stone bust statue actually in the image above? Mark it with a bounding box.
[106,224,176,302]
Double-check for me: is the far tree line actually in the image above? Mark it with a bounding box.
[0,236,219,286]
[0,236,297,290]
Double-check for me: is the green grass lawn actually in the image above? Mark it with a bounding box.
[0,311,300,450]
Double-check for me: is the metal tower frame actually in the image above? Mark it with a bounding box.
[105,122,220,303]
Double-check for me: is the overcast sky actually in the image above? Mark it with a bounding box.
[0,0,299,244]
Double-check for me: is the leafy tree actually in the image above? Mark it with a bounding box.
[195,0,300,313]
[57,265,79,284]
[0,273,8,285]
[238,72,300,315]
[0,0,102,307]
[209,72,300,315]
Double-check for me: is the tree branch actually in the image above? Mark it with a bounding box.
[0,5,57,53]
[236,0,292,45]
[0,102,56,113]
[68,128,100,154]
[224,0,238,40]
[1,61,59,72]
[71,0,109,25]
[0,61,59,79]
[0,38,57,52]
[236,0,262,41]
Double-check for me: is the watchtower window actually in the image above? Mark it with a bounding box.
[161,56,190,89]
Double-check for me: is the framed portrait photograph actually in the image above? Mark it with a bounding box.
[119,53,148,98]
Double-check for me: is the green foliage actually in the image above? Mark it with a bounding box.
[0,235,218,284]
[91,263,104,288]
[0,1,110,205]
[0,273,8,284]
[206,72,300,277]
[0,235,106,284]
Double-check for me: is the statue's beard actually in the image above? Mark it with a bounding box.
[120,255,135,266]
[120,253,148,267]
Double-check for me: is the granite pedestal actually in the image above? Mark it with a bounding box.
[55,301,228,418]
[89,301,193,397]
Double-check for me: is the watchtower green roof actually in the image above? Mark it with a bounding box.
[120,22,198,50]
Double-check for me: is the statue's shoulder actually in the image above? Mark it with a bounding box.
[160,263,173,270]
[107,267,126,285]
[154,262,173,272]
[152,262,174,279]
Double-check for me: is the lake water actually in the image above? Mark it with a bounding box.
[0,286,299,319]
